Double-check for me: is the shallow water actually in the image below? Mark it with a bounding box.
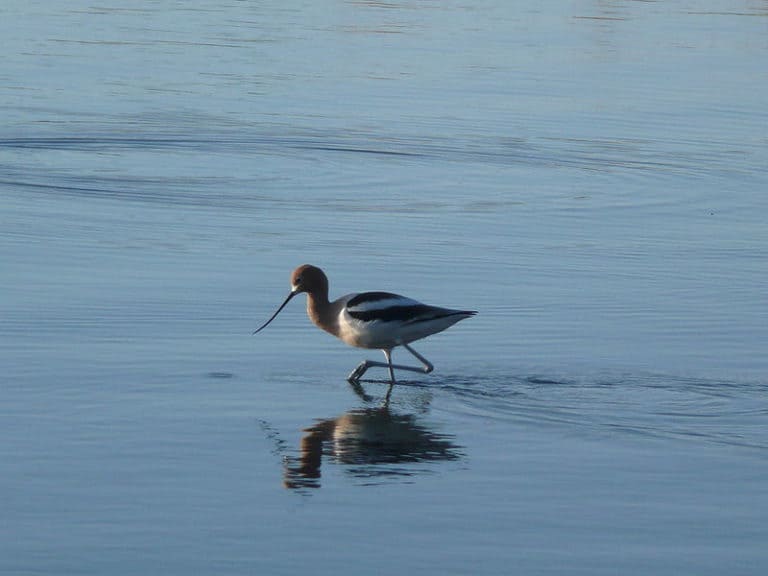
[2,1,767,574]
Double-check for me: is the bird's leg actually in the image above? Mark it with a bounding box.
[383,349,396,384]
[347,360,374,384]
[402,343,434,374]
[382,350,395,384]
[383,349,396,405]
[346,349,397,384]
[346,344,434,385]
[381,343,434,375]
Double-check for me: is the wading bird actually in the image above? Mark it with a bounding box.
[253,265,476,397]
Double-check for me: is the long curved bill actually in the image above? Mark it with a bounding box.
[253,291,297,334]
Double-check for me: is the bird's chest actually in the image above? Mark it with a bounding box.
[337,312,401,350]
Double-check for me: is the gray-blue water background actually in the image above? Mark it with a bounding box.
[1,1,767,574]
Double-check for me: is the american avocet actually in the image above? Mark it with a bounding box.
[253,264,476,393]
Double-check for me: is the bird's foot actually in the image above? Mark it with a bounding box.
[347,361,371,384]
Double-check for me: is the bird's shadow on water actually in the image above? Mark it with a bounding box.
[259,380,464,491]
[257,374,501,491]
[283,407,462,489]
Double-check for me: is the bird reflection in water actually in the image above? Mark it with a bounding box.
[283,407,462,489]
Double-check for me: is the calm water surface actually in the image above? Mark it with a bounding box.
[1,1,767,574]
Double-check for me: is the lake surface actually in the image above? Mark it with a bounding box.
[1,1,767,574]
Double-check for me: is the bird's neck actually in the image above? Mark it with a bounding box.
[306,292,339,337]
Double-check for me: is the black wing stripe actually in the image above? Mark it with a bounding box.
[349,306,476,324]
[349,304,434,323]
[347,291,404,308]
[404,310,477,325]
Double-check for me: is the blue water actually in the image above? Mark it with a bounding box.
[2,1,767,574]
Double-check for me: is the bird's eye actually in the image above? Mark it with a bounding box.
[295,276,302,285]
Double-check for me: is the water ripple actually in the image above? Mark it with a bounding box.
[435,372,768,451]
